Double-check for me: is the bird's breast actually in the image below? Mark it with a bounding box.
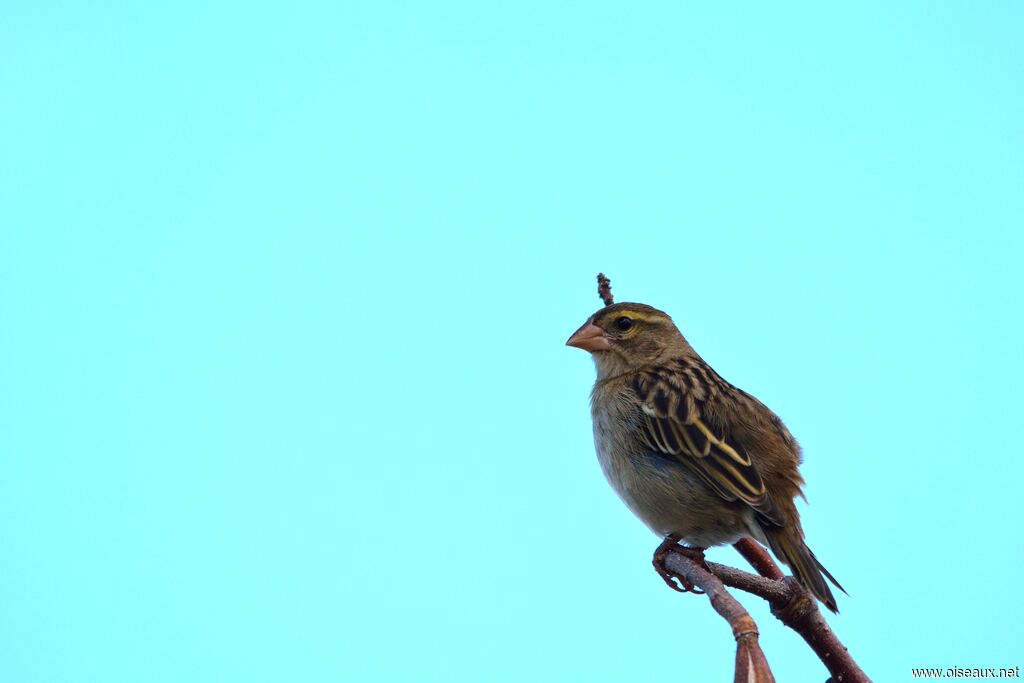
[589,382,751,546]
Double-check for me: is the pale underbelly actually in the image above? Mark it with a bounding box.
[599,446,753,547]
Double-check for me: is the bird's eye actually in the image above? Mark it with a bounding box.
[614,316,634,331]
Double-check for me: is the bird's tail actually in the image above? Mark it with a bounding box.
[763,528,846,614]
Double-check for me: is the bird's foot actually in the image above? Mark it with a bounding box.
[652,535,708,594]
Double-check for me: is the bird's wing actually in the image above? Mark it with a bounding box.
[633,364,784,526]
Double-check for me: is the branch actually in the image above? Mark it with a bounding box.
[706,561,791,603]
[734,537,785,580]
[725,538,871,683]
[664,544,870,682]
[661,551,775,683]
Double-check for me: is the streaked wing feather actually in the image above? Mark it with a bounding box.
[635,367,784,526]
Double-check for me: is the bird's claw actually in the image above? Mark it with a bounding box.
[652,536,708,594]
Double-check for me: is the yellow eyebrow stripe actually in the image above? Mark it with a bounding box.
[616,311,661,322]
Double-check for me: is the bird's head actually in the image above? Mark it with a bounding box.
[566,302,694,376]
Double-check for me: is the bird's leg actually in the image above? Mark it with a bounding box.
[652,535,708,594]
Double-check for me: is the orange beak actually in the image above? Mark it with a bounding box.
[566,321,612,352]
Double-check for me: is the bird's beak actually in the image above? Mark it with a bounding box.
[566,321,612,352]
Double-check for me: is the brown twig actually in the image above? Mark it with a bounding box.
[727,539,871,683]
[662,551,775,683]
[597,273,614,306]
[734,537,785,580]
[706,561,791,603]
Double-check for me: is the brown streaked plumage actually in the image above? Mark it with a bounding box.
[567,302,844,612]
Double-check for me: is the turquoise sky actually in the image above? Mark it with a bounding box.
[2,3,1022,681]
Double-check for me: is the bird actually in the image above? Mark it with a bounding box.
[567,300,844,612]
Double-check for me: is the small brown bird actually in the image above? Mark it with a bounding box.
[567,300,844,612]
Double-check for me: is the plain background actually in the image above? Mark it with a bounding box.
[2,2,1022,681]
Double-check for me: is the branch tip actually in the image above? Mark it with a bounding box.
[596,273,614,306]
